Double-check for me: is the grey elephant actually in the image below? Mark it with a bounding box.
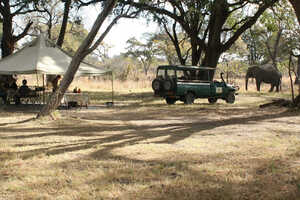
[245,64,282,92]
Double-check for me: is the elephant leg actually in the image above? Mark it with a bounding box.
[269,84,274,92]
[275,84,279,92]
[256,80,261,92]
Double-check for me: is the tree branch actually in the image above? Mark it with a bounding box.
[13,21,33,42]
[222,0,279,52]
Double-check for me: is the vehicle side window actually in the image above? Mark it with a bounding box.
[157,69,165,79]
[177,70,187,80]
[190,70,198,80]
[166,69,176,79]
[197,69,210,81]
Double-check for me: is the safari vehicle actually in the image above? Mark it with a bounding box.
[152,65,239,105]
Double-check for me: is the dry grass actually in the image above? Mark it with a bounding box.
[0,78,300,200]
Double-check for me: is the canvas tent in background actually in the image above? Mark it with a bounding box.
[0,34,111,76]
[0,34,114,104]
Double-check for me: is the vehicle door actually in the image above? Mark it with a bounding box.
[195,69,211,97]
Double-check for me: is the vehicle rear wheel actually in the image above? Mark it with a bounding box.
[226,92,235,104]
[166,97,176,105]
[208,97,218,104]
[184,92,195,104]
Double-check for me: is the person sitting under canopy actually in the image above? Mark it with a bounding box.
[18,79,31,96]
[15,79,36,104]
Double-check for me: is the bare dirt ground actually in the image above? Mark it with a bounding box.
[0,93,300,200]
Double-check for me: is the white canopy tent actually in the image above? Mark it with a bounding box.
[0,34,114,105]
[0,34,111,76]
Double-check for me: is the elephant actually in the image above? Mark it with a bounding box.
[245,64,282,92]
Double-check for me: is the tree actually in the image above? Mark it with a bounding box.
[125,35,161,75]
[289,0,300,25]
[288,0,300,98]
[31,0,79,86]
[0,0,46,85]
[159,21,191,65]
[242,27,265,65]
[28,0,63,39]
[0,0,42,57]
[56,0,72,47]
[241,0,297,68]
[120,0,279,77]
[152,30,190,65]
[0,23,2,56]
[0,22,2,40]
[37,0,139,117]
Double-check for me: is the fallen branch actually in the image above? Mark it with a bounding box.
[259,98,292,108]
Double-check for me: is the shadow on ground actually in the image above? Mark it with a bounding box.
[0,93,299,199]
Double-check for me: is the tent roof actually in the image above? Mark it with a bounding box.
[0,34,111,76]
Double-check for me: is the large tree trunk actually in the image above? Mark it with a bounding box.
[0,4,32,85]
[37,0,118,118]
[289,0,300,98]
[297,56,300,96]
[294,56,300,84]
[1,16,14,57]
[57,0,72,47]
[47,0,72,91]
[191,37,201,65]
[163,22,187,65]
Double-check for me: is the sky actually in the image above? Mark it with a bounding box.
[80,6,159,57]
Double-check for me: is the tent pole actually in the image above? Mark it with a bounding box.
[36,72,40,104]
[42,74,45,104]
[111,71,114,104]
[36,73,39,86]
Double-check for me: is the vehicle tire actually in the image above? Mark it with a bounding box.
[163,79,173,91]
[208,97,218,104]
[166,97,176,105]
[226,92,235,104]
[152,79,161,91]
[184,92,195,104]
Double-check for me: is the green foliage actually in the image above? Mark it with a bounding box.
[51,23,89,55]
[120,0,279,67]
[124,34,162,75]
[227,37,248,59]
[217,60,249,81]
[152,30,192,65]
[242,0,297,65]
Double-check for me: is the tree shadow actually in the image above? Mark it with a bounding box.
[55,144,300,200]
[1,100,300,199]
[0,106,298,162]
[0,117,35,126]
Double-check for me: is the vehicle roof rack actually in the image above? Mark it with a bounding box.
[158,65,216,70]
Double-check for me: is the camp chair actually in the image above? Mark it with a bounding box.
[18,86,45,104]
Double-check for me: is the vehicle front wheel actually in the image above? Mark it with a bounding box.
[166,97,176,105]
[208,97,218,104]
[184,92,195,104]
[226,92,235,104]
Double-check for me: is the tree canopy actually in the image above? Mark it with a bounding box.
[120,0,279,70]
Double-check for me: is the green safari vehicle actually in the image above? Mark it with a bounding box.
[151,65,239,105]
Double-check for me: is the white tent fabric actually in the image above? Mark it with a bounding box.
[0,34,110,76]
